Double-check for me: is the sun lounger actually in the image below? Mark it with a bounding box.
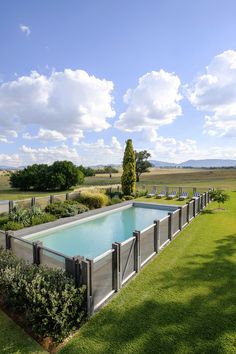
[147,186,157,198]
[179,191,188,200]
[192,192,200,200]
[167,191,177,199]
[156,190,166,198]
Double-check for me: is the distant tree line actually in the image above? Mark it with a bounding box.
[78,165,119,177]
[10,161,84,191]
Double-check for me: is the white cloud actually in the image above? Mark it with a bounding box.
[0,153,21,167]
[20,24,31,36]
[20,144,82,165]
[0,130,18,144]
[116,70,182,132]
[187,50,236,137]
[79,136,122,165]
[0,69,115,141]
[150,135,198,162]
[23,128,66,142]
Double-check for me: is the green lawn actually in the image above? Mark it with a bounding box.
[0,310,46,354]
[59,192,236,354]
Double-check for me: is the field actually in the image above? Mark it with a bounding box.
[0,168,236,200]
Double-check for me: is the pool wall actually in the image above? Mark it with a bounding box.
[0,191,211,316]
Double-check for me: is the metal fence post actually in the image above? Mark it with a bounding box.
[168,213,173,241]
[187,202,190,223]
[5,231,12,249]
[154,220,160,253]
[134,231,141,273]
[193,199,196,218]
[112,243,120,292]
[33,241,42,265]
[81,260,92,316]
[9,200,13,213]
[179,207,183,230]
[31,197,36,207]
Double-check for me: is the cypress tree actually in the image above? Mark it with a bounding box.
[121,139,136,195]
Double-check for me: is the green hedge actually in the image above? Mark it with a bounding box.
[0,248,86,342]
[77,191,109,209]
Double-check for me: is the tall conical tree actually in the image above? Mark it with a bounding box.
[121,139,136,195]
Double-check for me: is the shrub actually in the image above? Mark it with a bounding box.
[0,248,86,342]
[9,207,32,226]
[45,200,88,218]
[209,190,230,208]
[3,221,24,231]
[77,191,109,209]
[31,213,57,226]
[108,197,122,205]
[106,190,124,199]
[135,190,148,198]
[122,195,134,201]
[0,216,9,229]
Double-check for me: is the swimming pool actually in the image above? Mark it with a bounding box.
[26,203,176,259]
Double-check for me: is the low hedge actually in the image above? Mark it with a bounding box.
[0,248,86,342]
[45,200,89,218]
[77,191,109,209]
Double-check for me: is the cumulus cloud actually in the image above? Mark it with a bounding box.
[20,144,81,165]
[0,135,123,167]
[20,24,31,36]
[0,69,115,141]
[150,135,198,162]
[116,70,182,132]
[23,128,66,142]
[79,136,122,165]
[187,50,236,137]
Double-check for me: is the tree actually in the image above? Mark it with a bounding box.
[10,161,84,191]
[135,150,152,182]
[78,165,95,177]
[210,190,230,209]
[121,139,136,195]
[49,161,83,190]
[103,165,119,178]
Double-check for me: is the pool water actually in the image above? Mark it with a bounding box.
[28,205,172,259]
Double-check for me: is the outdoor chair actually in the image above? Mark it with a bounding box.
[147,186,157,198]
[179,191,188,200]
[167,191,177,199]
[156,190,166,198]
[192,192,200,200]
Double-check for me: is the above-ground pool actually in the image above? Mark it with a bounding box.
[26,203,176,259]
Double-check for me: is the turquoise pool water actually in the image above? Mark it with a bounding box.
[28,205,173,259]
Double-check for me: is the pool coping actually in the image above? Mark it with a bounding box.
[13,200,179,239]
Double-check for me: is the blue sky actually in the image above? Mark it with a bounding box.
[0,0,236,166]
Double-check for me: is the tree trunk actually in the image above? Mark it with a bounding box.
[136,173,140,182]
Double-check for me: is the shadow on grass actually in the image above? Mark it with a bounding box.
[61,234,236,354]
[201,209,215,215]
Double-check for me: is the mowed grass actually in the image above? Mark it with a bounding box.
[59,192,236,354]
[0,310,46,354]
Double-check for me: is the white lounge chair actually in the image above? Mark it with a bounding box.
[147,186,157,198]
[192,192,200,200]
[179,191,188,200]
[168,191,177,199]
[156,190,166,199]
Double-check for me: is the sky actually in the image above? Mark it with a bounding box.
[0,0,236,166]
